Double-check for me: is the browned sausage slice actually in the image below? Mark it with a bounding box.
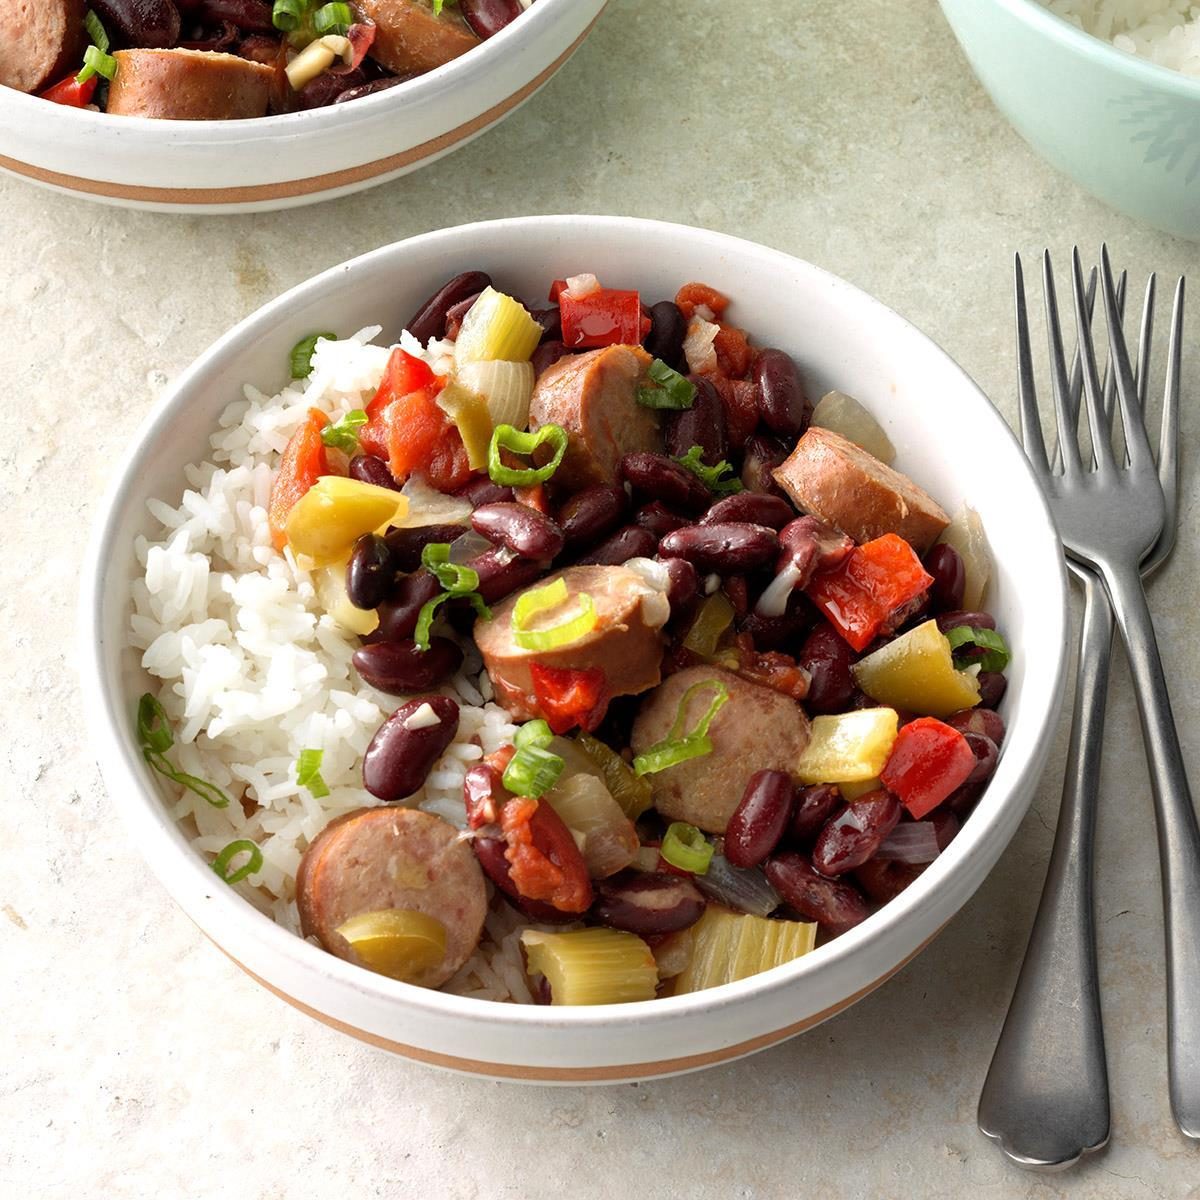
[475,564,670,722]
[0,0,86,94]
[631,666,811,834]
[528,344,661,491]
[297,806,486,988]
[771,426,949,554]
[359,0,480,74]
[106,49,273,120]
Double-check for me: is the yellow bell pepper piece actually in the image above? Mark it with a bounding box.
[335,909,446,982]
[851,618,981,718]
[795,708,899,785]
[284,476,408,564]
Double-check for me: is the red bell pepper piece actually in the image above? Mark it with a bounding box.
[881,717,976,819]
[674,282,729,321]
[806,533,933,652]
[426,423,473,493]
[548,279,569,303]
[267,408,329,550]
[529,663,608,734]
[501,797,593,913]
[39,74,98,107]
[558,287,648,349]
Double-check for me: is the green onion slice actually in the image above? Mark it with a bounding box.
[320,409,367,454]
[431,0,456,14]
[945,626,1011,674]
[313,1,353,32]
[510,577,597,651]
[76,44,117,84]
[660,822,714,875]
[272,0,309,32]
[636,359,697,410]
[674,445,743,496]
[487,423,568,487]
[633,679,730,776]
[421,542,481,595]
[144,749,232,810]
[296,748,330,799]
[514,719,554,751]
[211,839,264,885]
[136,692,173,754]
[84,10,110,52]
[289,330,336,378]
[502,745,565,799]
[413,590,490,651]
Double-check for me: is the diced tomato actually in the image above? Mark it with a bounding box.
[360,385,446,483]
[712,376,759,451]
[548,279,569,303]
[881,717,977,819]
[733,634,810,700]
[267,408,329,550]
[367,347,436,424]
[501,797,593,913]
[674,282,730,321]
[39,74,98,107]
[514,481,550,514]
[529,663,608,734]
[426,423,473,492]
[559,287,646,349]
[713,326,752,378]
[806,534,933,652]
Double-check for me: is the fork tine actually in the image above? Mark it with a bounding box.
[1100,244,1154,470]
[1136,273,1156,413]
[1100,271,1128,462]
[1057,266,1097,473]
[1044,250,1083,474]
[1148,276,1185,571]
[1071,248,1116,473]
[1015,253,1050,474]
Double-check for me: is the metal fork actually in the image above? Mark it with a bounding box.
[979,247,1195,1155]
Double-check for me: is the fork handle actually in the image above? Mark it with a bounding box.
[1104,564,1200,1140]
[977,565,1110,1168]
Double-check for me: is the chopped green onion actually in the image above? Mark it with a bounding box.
[633,679,730,776]
[84,10,110,52]
[76,44,117,84]
[503,745,565,799]
[137,693,231,809]
[144,750,231,809]
[313,1,353,32]
[211,840,264,885]
[636,359,697,410]
[946,626,1011,674]
[296,748,330,799]
[320,409,367,454]
[272,0,309,32]
[511,578,597,651]
[289,331,336,378]
[660,822,714,875]
[413,590,490,651]
[514,719,554,751]
[487,423,568,487]
[431,0,457,14]
[674,445,743,496]
[421,542,481,595]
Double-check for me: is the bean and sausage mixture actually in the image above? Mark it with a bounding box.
[3,0,529,118]
[180,271,1012,1003]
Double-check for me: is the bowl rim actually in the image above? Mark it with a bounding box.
[995,0,1200,95]
[0,0,588,137]
[79,214,1069,1031]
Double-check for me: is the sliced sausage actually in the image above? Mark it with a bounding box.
[106,49,273,120]
[474,564,670,721]
[630,666,811,835]
[771,426,950,554]
[0,0,87,94]
[528,344,660,490]
[297,806,486,989]
[359,0,480,75]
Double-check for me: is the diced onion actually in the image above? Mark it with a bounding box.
[811,391,896,464]
[395,475,473,527]
[453,359,535,433]
[683,317,719,374]
[876,821,942,864]
[938,505,991,611]
[285,35,351,90]
[694,855,782,917]
[564,273,601,299]
[755,560,805,618]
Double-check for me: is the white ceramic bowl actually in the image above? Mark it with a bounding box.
[80,215,1069,1082]
[0,1,605,214]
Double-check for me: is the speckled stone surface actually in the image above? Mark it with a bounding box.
[3,2,1199,1197]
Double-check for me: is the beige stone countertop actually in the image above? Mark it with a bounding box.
[3,2,1198,1197]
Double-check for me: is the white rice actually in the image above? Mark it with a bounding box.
[1043,1,1200,74]
[130,328,529,998]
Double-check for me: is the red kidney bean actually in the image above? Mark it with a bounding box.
[665,377,728,465]
[621,452,711,513]
[531,339,569,378]
[297,68,372,109]
[346,533,398,611]
[725,770,796,868]
[383,523,468,573]
[663,557,699,616]
[375,570,441,641]
[591,871,706,935]
[797,622,857,714]
[659,522,779,572]
[962,731,999,786]
[702,492,794,530]
[930,809,960,850]
[854,858,923,904]
[752,348,812,437]
[577,524,658,566]
[529,305,562,342]
[936,610,997,633]
[557,485,627,551]
[978,671,1008,709]
[405,271,493,344]
[642,302,685,370]
[94,0,181,47]
[453,474,514,508]
[443,292,483,341]
[352,638,463,695]
[460,0,522,38]
[947,706,1006,746]
[764,853,870,934]
[472,836,576,924]
[789,783,843,843]
[349,454,402,491]
[470,546,548,603]
[463,762,503,829]
[334,76,410,104]
[924,544,965,613]
[812,790,901,876]
[180,0,271,30]
[471,502,564,560]
[740,433,790,496]
[363,695,459,800]
[778,516,853,576]
[635,502,690,541]
[740,600,815,651]
[944,780,984,818]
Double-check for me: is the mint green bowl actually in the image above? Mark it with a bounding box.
[940,0,1200,239]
